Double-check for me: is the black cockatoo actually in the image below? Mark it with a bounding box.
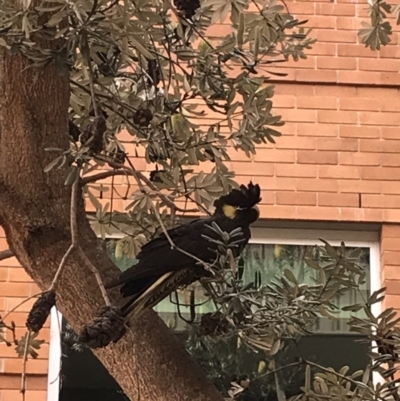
[106,182,262,320]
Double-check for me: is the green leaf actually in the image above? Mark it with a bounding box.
[15,332,45,359]
[44,156,62,173]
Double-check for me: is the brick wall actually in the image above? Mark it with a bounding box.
[2,1,400,400]
[0,229,48,401]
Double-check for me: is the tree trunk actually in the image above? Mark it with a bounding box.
[0,18,223,401]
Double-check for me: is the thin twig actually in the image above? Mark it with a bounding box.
[49,245,74,291]
[20,330,31,401]
[1,293,42,322]
[78,248,111,306]
[149,201,214,272]
[87,158,200,214]
[305,359,369,388]
[48,175,80,291]
[0,248,14,261]
[253,361,302,382]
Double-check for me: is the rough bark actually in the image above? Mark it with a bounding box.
[0,20,224,401]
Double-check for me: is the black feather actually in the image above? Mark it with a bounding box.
[106,181,262,320]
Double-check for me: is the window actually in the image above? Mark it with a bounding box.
[47,227,380,401]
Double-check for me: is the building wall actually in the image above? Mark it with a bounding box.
[2,1,400,400]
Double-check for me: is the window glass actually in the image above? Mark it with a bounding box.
[60,239,372,401]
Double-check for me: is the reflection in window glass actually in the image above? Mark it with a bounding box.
[107,240,370,334]
[60,239,371,401]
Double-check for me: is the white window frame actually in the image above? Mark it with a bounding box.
[47,227,381,401]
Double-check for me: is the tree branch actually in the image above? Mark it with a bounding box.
[0,248,14,261]
[83,159,200,214]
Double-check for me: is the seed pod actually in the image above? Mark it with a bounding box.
[173,0,201,19]
[26,291,56,333]
[79,305,126,349]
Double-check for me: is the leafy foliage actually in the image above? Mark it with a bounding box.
[0,0,315,258]
[359,0,399,50]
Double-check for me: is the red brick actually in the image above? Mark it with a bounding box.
[361,167,400,181]
[274,136,316,150]
[339,152,380,166]
[296,178,339,193]
[381,99,400,112]
[341,207,383,222]
[317,110,357,124]
[289,2,317,13]
[296,69,337,83]
[384,265,400,280]
[0,256,20,267]
[317,3,355,15]
[339,97,380,112]
[362,195,400,209]
[3,359,48,375]
[259,191,275,205]
[336,17,365,29]
[385,280,400,295]
[339,126,380,139]
[306,16,337,29]
[297,150,338,165]
[284,57,316,70]
[359,58,400,72]
[382,238,400,252]
[360,112,400,126]
[1,390,47,401]
[338,44,376,58]
[229,162,274,176]
[276,191,316,206]
[382,225,400,238]
[228,149,255,162]
[206,24,232,36]
[383,209,400,222]
[255,176,296,191]
[3,311,49,329]
[308,43,337,56]
[317,138,358,151]
[7,268,32,283]
[382,127,400,140]
[382,251,400,265]
[0,268,7,282]
[272,95,296,109]
[339,179,382,194]
[360,140,400,153]
[315,86,356,96]
[298,123,338,137]
[5,297,36,313]
[382,182,400,195]
[380,72,400,86]
[0,374,47,390]
[0,283,31,297]
[253,149,295,163]
[382,154,400,167]
[319,165,359,179]
[338,71,381,85]
[297,96,337,110]
[296,206,341,221]
[276,164,317,178]
[258,205,296,219]
[317,56,357,70]
[385,295,400,309]
[278,109,317,123]
[316,29,358,43]
[356,87,399,97]
[318,193,359,207]
[274,84,314,96]
[0,343,48,358]
[380,45,400,59]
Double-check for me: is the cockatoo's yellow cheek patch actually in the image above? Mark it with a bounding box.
[222,204,237,219]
